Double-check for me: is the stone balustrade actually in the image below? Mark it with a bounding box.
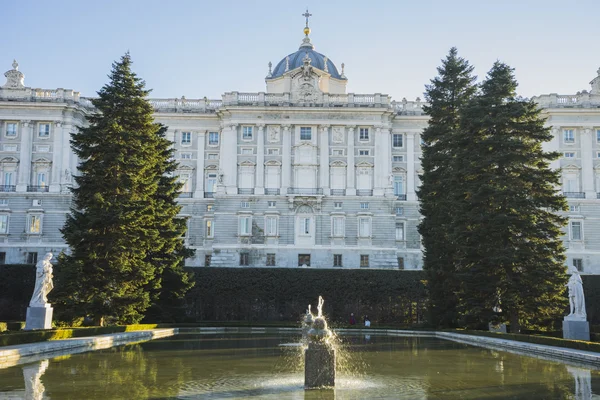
[532,92,600,108]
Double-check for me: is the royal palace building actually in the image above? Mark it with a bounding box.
[1,23,600,272]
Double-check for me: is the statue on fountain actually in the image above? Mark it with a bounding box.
[305,296,336,389]
[563,265,590,340]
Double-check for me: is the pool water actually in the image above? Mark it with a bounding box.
[0,333,598,399]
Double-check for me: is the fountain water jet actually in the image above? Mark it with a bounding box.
[304,296,336,389]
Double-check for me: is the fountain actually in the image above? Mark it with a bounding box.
[304,296,336,389]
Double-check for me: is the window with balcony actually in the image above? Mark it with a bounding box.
[393,176,404,196]
[359,128,369,141]
[332,216,345,237]
[208,132,219,145]
[0,214,8,234]
[563,129,575,144]
[570,221,582,241]
[28,214,42,234]
[205,219,213,238]
[358,217,371,237]
[5,123,17,137]
[242,126,253,140]
[38,123,50,138]
[265,216,278,236]
[181,131,191,145]
[239,216,251,236]
[300,127,312,141]
[206,173,217,194]
[393,134,403,147]
[396,222,405,241]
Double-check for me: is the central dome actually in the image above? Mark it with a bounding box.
[270,40,343,80]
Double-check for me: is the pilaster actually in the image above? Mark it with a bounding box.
[60,123,72,192]
[319,125,330,193]
[49,121,62,193]
[255,124,265,194]
[346,126,356,195]
[16,120,32,192]
[373,126,387,196]
[194,131,206,198]
[407,133,416,201]
[282,124,291,192]
[219,123,238,194]
[581,128,595,198]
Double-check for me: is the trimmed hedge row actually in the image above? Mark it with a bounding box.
[0,324,160,347]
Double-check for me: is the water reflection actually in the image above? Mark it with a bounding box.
[0,334,598,399]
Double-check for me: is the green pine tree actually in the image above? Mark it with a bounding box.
[53,54,192,326]
[417,48,477,328]
[453,62,568,331]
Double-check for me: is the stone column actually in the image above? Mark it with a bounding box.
[374,126,387,196]
[219,123,238,194]
[407,132,416,201]
[49,121,63,193]
[346,126,356,195]
[194,130,206,198]
[581,128,595,199]
[547,126,561,171]
[282,124,291,193]
[319,125,330,193]
[256,124,265,194]
[17,120,32,192]
[384,128,393,196]
[60,123,72,192]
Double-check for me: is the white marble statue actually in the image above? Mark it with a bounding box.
[567,266,586,319]
[29,253,54,307]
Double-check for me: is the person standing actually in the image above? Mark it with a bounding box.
[349,313,356,325]
[364,316,371,327]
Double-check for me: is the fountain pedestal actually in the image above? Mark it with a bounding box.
[305,342,336,389]
[563,316,590,341]
[25,306,53,330]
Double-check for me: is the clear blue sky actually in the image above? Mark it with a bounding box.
[2,0,599,100]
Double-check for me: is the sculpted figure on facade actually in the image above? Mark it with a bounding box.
[3,60,25,89]
[332,127,344,143]
[268,126,280,142]
[29,253,54,307]
[567,266,586,319]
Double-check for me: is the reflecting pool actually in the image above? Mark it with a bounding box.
[0,333,599,399]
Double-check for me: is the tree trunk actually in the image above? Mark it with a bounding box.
[510,313,520,333]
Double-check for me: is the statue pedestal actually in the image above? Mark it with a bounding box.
[305,342,335,388]
[25,306,53,330]
[563,317,590,341]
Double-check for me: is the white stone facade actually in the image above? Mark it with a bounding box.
[1,37,600,271]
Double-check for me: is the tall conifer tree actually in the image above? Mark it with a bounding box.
[54,54,192,325]
[453,62,568,331]
[418,48,477,327]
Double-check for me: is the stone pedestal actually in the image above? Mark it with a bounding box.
[563,317,590,341]
[305,342,335,389]
[25,306,53,330]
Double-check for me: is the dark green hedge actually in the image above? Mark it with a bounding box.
[0,264,35,321]
[183,268,427,325]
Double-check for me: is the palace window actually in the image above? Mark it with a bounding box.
[358,149,370,156]
[396,222,405,241]
[205,219,213,238]
[332,216,345,237]
[360,202,369,210]
[27,252,38,264]
[359,128,369,141]
[398,257,405,270]
[207,153,218,160]
[204,254,211,267]
[206,173,217,193]
[240,201,249,208]
[38,123,50,138]
[206,204,213,212]
[569,205,580,212]
[393,156,404,162]
[564,152,575,158]
[597,129,600,143]
[241,148,253,155]
[181,131,191,145]
[334,202,342,209]
[208,132,219,145]
[266,253,276,266]
[0,214,8,234]
[3,172,14,187]
[393,134,403,147]
[333,254,343,267]
[300,127,312,141]
[180,152,192,159]
[28,214,42,234]
[394,176,404,196]
[570,221,582,241]
[240,252,249,266]
[573,258,583,272]
[396,207,404,215]
[301,217,311,235]
[268,201,276,208]
[358,217,371,237]
[242,126,253,140]
[267,148,280,155]
[360,255,369,267]
[239,216,251,236]
[265,216,278,236]
[5,123,17,137]
[563,129,575,144]
[332,149,345,156]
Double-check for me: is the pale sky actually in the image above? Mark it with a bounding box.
[2,0,599,101]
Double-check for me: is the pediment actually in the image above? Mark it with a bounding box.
[355,161,374,168]
[204,164,218,170]
[563,164,581,170]
[0,156,18,163]
[393,167,407,173]
[265,160,282,166]
[178,165,194,171]
[238,160,256,167]
[330,160,347,167]
[32,157,51,164]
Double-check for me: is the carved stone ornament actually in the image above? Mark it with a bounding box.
[3,60,25,89]
[268,126,281,142]
[332,127,344,143]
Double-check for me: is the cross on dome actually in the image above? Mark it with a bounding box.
[302,9,312,36]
